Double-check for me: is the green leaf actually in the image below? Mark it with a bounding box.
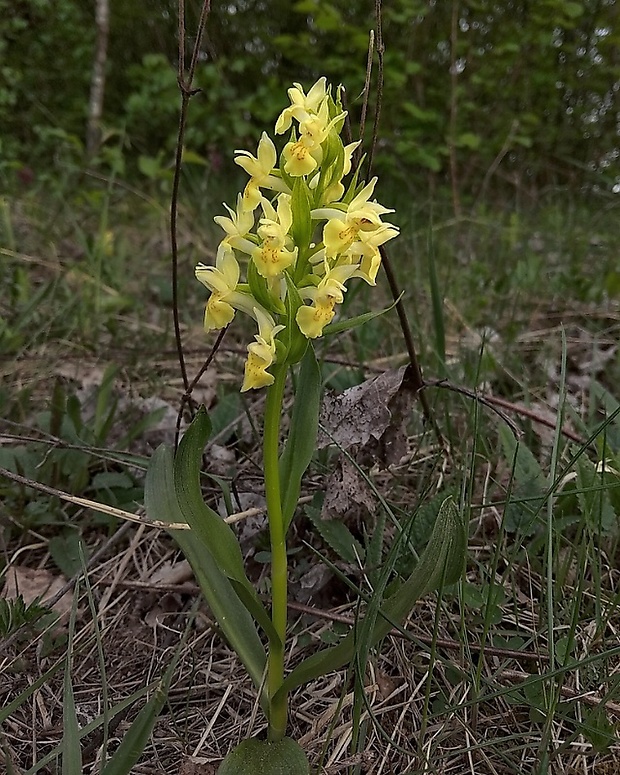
[279,348,322,530]
[322,295,402,337]
[218,737,310,774]
[93,364,119,443]
[455,132,481,150]
[579,705,615,752]
[181,148,208,165]
[145,444,268,697]
[282,273,309,365]
[49,532,83,578]
[305,497,363,565]
[247,258,285,316]
[173,408,279,643]
[499,424,547,533]
[275,497,466,697]
[575,454,616,535]
[564,2,584,18]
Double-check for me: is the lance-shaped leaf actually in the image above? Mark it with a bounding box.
[274,497,466,698]
[173,408,279,644]
[279,347,322,530]
[145,445,267,699]
[322,295,402,337]
[282,272,309,366]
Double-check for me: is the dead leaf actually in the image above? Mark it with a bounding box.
[179,757,217,775]
[295,562,332,604]
[2,566,72,619]
[322,455,375,522]
[317,366,416,467]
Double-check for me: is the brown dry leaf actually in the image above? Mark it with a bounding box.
[295,562,332,604]
[179,757,217,775]
[317,365,416,467]
[2,565,72,619]
[321,455,376,522]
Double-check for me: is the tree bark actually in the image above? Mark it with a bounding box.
[86,0,110,157]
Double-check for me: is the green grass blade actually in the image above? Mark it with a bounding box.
[322,295,402,337]
[99,644,182,775]
[426,222,445,371]
[275,496,466,697]
[98,601,197,775]
[61,587,81,775]
[80,541,111,771]
[25,684,157,775]
[0,661,65,725]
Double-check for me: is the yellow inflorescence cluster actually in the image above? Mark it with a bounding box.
[195,78,399,392]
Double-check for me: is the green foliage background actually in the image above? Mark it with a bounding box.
[1,0,618,195]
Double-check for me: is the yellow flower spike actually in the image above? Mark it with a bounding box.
[195,244,256,331]
[235,132,290,211]
[275,77,328,135]
[241,307,286,392]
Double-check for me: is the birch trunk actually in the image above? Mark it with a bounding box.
[86,0,109,157]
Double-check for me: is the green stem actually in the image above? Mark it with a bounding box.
[264,363,288,741]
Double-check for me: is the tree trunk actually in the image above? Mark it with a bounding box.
[86,0,110,157]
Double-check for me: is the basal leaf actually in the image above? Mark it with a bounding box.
[173,408,279,643]
[145,443,269,692]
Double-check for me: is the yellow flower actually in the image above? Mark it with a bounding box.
[296,264,357,338]
[195,244,255,330]
[283,139,322,177]
[281,101,346,177]
[275,77,328,135]
[344,223,400,285]
[213,195,255,243]
[322,217,359,257]
[241,308,285,391]
[252,195,298,278]
[314,178,395,258]
[235,133,289,211]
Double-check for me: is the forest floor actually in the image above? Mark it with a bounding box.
[1,176,620,774]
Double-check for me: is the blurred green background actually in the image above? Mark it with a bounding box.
[2,0,618,199]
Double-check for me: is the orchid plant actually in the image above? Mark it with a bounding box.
[145,78,464,774]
